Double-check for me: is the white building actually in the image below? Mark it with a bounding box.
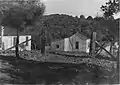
[0,35,31,50]
[50,32,90,53]
[0,26,31,51]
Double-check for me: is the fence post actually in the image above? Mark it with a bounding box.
[0,26,4,50]
[91,32,96,57]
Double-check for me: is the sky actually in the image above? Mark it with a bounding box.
[113,12,120,19]
[41,0,108,17]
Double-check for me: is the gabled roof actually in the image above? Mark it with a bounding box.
[51,32,89,42]
[71,32,89,40]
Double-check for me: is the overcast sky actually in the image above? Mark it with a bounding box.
[42,0,108,17]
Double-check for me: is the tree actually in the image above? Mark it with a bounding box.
[101,0,119,82]
[101,0,119,19]
[80,15,85,19]
[87,16,93,20]
[0,0,45,58]
[101,0,119,53]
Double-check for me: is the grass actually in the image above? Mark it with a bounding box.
[0,50,118,84]
[0,54,118,84]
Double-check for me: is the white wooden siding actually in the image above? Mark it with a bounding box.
[86,39,90,53]
[64,33,88,52]
[0,35,31,50]
[64,38,69,51]
[51,32,90,53]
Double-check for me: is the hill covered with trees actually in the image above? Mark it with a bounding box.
[44,14,118,40]
[31,14,119,49]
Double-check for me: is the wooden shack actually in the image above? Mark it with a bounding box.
[50,32,90,53]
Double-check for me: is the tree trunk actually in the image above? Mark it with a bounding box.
[15,28,19,58]
[41,20,46,56]
[41,37,45,55]
[41,30,45,55]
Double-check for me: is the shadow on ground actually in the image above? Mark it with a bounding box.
[0,55,117,84]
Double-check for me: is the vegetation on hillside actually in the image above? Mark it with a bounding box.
[32,14,118,49]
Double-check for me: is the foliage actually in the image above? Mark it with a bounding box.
[101,0,119,19]
[87,16,93,20]
[80,15,86,19]
[32,14,118,48]
[0,0,45,29]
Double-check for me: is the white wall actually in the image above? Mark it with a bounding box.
[63,34,88,52]
[2,36,12,50]
[86,39,90,53]
[64,38,69,51]
[0,35,31,50]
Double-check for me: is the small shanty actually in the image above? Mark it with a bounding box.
[50,32,90,53]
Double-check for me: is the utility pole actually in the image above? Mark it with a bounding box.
[97,12,99,17]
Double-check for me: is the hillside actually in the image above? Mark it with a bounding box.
[31,14,119,49]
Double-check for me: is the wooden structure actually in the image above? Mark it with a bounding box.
[50,32,90,53]
[89,31,117,61]
[0,29,117,73]
[91,32,96,57]
[0,26,31,51]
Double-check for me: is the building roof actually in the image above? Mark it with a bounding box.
[0,26,31,36]
[52,32,89,42]
[71,32,89,40]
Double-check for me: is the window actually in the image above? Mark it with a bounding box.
[76,41,79,49]
[13,37,17,46]
[56,45,59,48]
[26,36,29,46]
